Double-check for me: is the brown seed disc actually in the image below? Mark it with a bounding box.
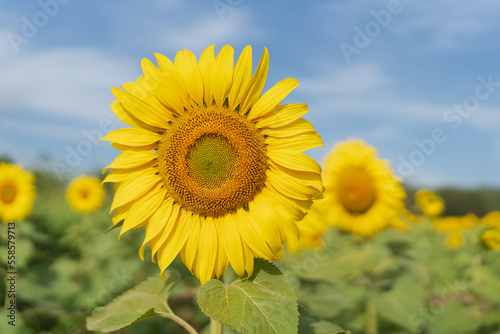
[157,106,268,217]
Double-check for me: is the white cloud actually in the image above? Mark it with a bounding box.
[300,61,391,95]
[0,46,137,123]
[106,3,265,55]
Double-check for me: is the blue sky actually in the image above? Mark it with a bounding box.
[1,0,499,188]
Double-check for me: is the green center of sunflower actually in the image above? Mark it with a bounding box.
[0,183,16,204]
[186,134,238,189]
[157,106,268,218]
[338,169,376,214]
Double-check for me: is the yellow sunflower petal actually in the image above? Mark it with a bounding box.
[157,209,192,273]
[257,103,309,128]
[266,132,324,152]
[196,217,218,284]
[212,45,234,106]
[139,197,175,260]
[102,161,157,184]
[239,47,269,114]
[174,49,204,107]
[267,150,322,174]
[142,58,190,114]
[110,168,161,212]
[150,205,181,258]
[101,128,161,147]
[234,212,277,260]
[180,215,201,273]
[119,185,166,238]
[221,214,247,276]
[198,45,216,105]
[103,150,157,173]
[247,78,299,120]
[261,118,317,138]
[247,197,284,254]
[111,87,170,129]
[228,45,252,111]
[267,167,319,201]
[213,223,229,278]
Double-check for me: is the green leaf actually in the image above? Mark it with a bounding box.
[198,259,298,334]
[375,274,426,332]
[103,220,123,234]
[86,271,180,332]
[298,316,350,334]
[427,301,481,334]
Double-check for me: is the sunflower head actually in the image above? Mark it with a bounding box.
[480,228,500,251]
[415,189,445,217]
[482,210,500,229]
[0,162,36,222]
[66,175,105,214]
[445,231,465,249]
[322,139,406,237]
[101,45,323,283]
[433,216,462,232]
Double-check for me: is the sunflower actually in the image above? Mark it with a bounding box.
[101,45,323,284]
[0,162,36,222]
[66,175,105,214]
[433,216,462,232]
[480,229,500,251]
[415,189,444,218]
[321,139,406,237]
[482,210,500,229]
[445,230,465,249]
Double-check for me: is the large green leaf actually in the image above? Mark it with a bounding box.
[198,259,298,334]
[427,301,481,334]
[299,316,350,334]
[86,271,180,332]
[375,274,426,332]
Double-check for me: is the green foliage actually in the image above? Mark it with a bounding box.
[279,223,500,334]
[2,167,500,333]
[198,259,298,334]
[86,272,180,332]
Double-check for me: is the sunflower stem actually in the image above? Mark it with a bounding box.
[157,312,198,334]
[209,274,225,334]
[365,298,378,334]
[210,319,223,334]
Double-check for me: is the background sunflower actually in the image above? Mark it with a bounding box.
[321,139,406,237]
[0,162,36,222]
[66,175,105,214]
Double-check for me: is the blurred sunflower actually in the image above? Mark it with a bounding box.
[0,162,36,222]
[461,212,479,229]
[415,189,444,217]
[66,175,105,214]
[482,210,500,229]
[433,216,462,232]
[480,229,500,251]
[321,139,406,237]
[445,230,465,249]
[101,45,323,284]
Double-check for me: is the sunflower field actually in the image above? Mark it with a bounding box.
[2,45,500,334]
